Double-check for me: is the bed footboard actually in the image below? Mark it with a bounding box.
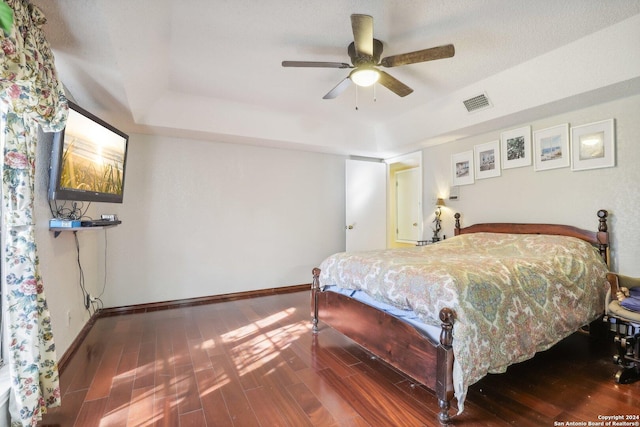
[311,268,456,425]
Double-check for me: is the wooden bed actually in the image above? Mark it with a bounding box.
[311,210,610,425]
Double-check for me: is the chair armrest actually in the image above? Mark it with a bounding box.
[607,273,640,296]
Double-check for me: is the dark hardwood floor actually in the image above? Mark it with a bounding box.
[39,291,639,426]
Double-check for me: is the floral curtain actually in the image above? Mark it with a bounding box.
[0,1,67,426]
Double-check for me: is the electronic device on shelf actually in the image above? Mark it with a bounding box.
[49,218,81,228]
[80,219,122,227]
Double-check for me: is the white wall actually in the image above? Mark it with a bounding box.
[34,130,102,357]
[422,93,640,276]
[101,135,347,307]
[34,131,346,354]
[34,93,639,357]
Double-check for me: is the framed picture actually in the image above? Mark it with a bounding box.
[451,150,474,186]
[501,126,532,169]
[474,140,501,179]
[571,119,615,171]
[533,124,570,171]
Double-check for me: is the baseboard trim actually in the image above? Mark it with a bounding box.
[57,284,310,374]
[97,283,310,317]
[57,311,100,374]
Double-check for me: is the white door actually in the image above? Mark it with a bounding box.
[345,159,386,252]
[395,168,422,242]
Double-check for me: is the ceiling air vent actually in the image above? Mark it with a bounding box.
[463,93,492,113]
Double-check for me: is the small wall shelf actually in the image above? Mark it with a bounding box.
[50,224,120,238]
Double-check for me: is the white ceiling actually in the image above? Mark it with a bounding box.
[32,0,640,158]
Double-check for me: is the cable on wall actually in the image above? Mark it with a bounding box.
[72,231,90,313]
[93,228,108,311]
[73,230,108,314]
[49,200,91,221]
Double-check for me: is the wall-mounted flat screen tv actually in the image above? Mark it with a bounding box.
[49,101,129,204]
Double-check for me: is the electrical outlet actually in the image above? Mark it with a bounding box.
[85,294,91,309]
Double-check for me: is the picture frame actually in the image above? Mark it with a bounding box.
[501,126,532,169]
[451,150,474,186]
[533,123,570,171]
[571,119,615,171]
[474,140,501,179]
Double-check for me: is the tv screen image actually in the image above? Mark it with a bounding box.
[49,101,129,204]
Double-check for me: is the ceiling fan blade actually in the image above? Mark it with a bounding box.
[323,77,351,99]
[351,14,373,57]
[380,44,455,68]
[377,70,413,97]
[282,61,351,68]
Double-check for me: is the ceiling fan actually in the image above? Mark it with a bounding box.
[282,14,455,99]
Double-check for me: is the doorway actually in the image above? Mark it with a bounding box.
[344,152,423,252]
[386,152,423,248]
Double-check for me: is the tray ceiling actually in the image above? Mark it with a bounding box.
[32,0,640,157]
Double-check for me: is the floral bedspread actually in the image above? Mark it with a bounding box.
[318,233,609,412]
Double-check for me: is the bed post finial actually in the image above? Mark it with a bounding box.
[311,268,321,334]
[439,308,455,346]
[454,213,461,236]
[597,209,608,232]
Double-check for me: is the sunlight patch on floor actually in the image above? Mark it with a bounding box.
[220,307,308,377]
[221,307,296,342]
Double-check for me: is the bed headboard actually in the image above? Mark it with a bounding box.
[453,210,610,265]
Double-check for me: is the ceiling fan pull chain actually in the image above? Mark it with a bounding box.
[374,84,377,102]
[355,85,359,110]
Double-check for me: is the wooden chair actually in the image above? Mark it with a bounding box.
[604,273,640,384]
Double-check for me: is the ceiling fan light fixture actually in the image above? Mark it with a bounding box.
[282,14,454,99]
[350,67,380,87]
